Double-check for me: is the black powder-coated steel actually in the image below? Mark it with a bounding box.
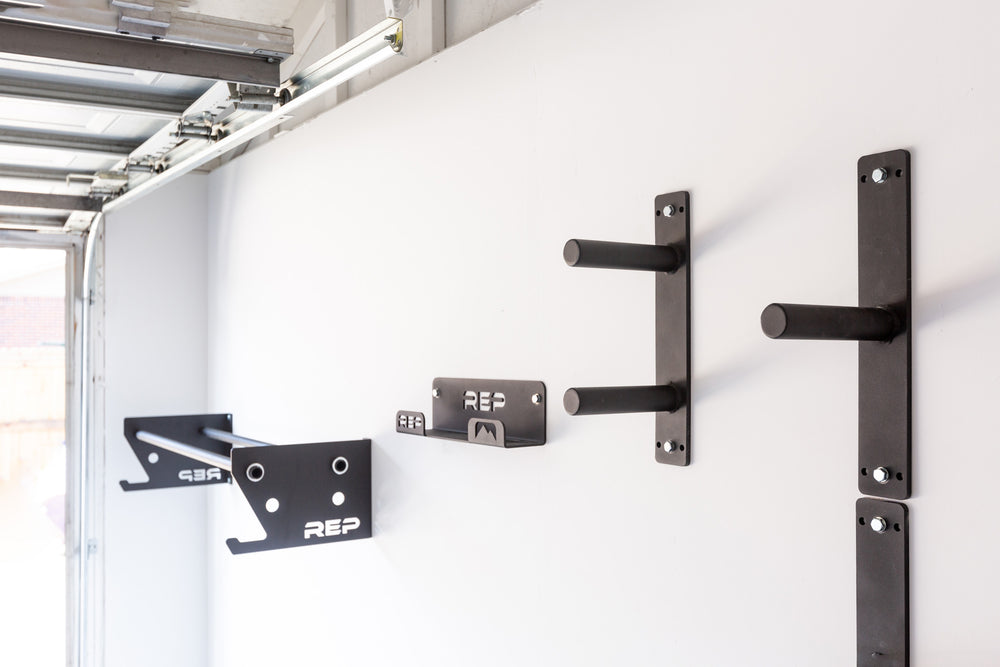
[227,439,372,554]
[857,498,908,666]
[858,150,911,500]
[761,303,898,341]
[121,414,233,491]
[396,378,546,448]
[759,151,910,498]
[561,192,691,465]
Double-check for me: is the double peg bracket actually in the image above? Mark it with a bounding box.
[761,149,911,499]
[121,414,372,554]
[563,191,691,465]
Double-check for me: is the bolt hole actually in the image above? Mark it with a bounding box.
[859,517,866,525]
[332,456,349,475]
[893,523,901,532]
[895,169,902,177]
[332,491,346,507]
[860,174,867,183]
[895,472,903,480]
[861,467,868,476]
[656,441,661,448]
[147,452,159,464]
[265,497,279,513]
[246,462,265,482]
[678,206,685,212]
[679,444,685,451]
[656,210,661,217]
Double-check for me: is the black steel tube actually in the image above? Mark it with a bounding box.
[760,303,899,341]
[563,385,683,415]
[563,239,682,273]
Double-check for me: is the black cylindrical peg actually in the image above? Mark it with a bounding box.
[563,239,682,273]
[563,385,684,416]
[760,303,899,341]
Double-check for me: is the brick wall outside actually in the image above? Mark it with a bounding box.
[0,297,64,347]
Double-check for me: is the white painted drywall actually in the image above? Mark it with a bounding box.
[102,176,211,667]
[98,1,1000,665]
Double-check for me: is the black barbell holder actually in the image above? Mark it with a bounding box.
[761,303,900,342]
[563,191,691,466]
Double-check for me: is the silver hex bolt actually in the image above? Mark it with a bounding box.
[872,167,888,184]
[662,204,676,217]
[531,393,542,405]
[431,387,441,398]
[870,516,888,533]
[872,466,890,484]
[661,440,677,453]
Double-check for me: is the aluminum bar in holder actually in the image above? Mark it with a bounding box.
[121,414,235,490]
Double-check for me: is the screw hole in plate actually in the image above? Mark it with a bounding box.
[893,523,901,532]
[861,467,868,476]
[895,169,902,177]
[896,472,903,480]
[859,517,866,525]
[265,498,279,513]
[860,174,868,183]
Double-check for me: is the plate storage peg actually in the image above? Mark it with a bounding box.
[562,191,691,465]
[760,149,911,499]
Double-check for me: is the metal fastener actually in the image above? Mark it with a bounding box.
[872,167,888,184]
[431,387,441,398]
[661,440,677,453]
[531,393,542,405]
[662,204,676,217]
[872,466,890,484]
[870,516,888,533]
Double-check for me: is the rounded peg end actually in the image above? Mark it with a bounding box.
[563,388,582,415]
[563,239,582,266]
[760,303,788,339]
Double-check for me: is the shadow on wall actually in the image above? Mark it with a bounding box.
[915,263,1000,327]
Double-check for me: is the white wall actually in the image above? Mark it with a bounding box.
[102,176,210,667]
[195,1,1000,665]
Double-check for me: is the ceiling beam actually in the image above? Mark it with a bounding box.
[0,74,190,118]
[0,18,281,86]
[0,127,140,156]
[0,190,102,212]
[0,164,88,182]
[0,212,67,228]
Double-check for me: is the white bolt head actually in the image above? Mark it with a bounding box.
[661,440,677,453]
[662,204,676,217]
[873,466,890,484]
[431,387,441,398]
[870,516,888,533]
[531,393,542,405]
[872,167,888,184]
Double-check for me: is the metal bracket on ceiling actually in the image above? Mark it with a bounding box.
[397,378,547,448]
[120,413,372,554]
[562,191,692,466]
[857,498,908,666]
[761,149,911,499]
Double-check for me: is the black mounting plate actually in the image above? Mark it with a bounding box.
[397,378,546,447]
[121,414,233,491]
[227,439,372,554]
[858,150,911,499]
[857,498,908,666]
[654,191,691,466]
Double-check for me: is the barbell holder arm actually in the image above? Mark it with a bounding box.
[563,239,683,273]
[563,384,685,416]
[760,303,900,342]
[135,429,233,471]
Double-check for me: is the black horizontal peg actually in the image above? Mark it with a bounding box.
[760,303,899,341]
[563,239,683,273]
[563,385,684,416]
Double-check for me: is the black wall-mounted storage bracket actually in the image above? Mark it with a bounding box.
[121,414,372,554]
[857,498,908,666]
[761,149,911,499]
[397,378,546,447]
[562,191,691,465]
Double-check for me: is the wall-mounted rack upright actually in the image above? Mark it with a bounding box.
[562,190,691,465]
[122,414,371,554]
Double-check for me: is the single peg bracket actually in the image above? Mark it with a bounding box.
[121,413,234,490]
[761,149,911,499]
[397,378,546,448]
[857,498,908,667]
[563,191,691,465]
[121,414,372,554]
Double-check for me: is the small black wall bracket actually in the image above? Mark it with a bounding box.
[562,191,691,465]
[761,150,911,499]
[121,413,233,491]
[857,498,908,666]
[227,439,372,555]
[397,378,546,447]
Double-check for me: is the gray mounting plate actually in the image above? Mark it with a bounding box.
[654,191,691,465]
[858,149,911,499]
[857,498,908,666]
